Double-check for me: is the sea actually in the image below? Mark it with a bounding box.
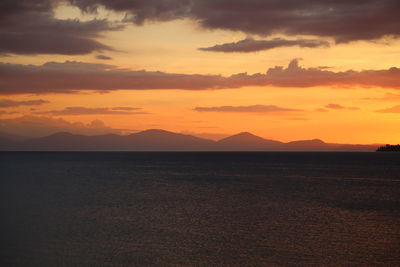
[1,152,400,266]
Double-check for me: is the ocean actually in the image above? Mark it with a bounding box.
[1,152,400,266]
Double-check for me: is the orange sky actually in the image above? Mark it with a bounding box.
[1,1,400,144]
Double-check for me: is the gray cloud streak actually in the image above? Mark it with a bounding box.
[194,105,303,113]
[35,106,147,115]
[199,38,329,53]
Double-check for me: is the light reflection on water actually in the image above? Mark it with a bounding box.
[1,152,400,266]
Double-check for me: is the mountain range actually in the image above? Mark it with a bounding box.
[0,129,380,151]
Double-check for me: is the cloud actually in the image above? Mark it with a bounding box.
[1,59,400,94]
[325,104,360,110]
[35,106,147,115]
[68,0,400,43]
[0,115,123,137]
[3,0,399,56]
[362,93,400,101]
[376,105,400,113]
[315,108,329,112]
[0,99,49,108]
[0,60,229,94]
[0,0,121,55]
[199,37,329,53]
[96,55,112,60]
[193,105,303,114]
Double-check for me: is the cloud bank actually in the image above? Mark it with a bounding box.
[1,59,400,94]
[3,0,400,56]
[69,0,400,43]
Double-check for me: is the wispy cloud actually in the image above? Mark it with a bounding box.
[362,93,400,101]
[325,104,360,110]
[315,108,329,112]
[96,55,113,60]
[35,106,148,115]
[0,99,49,108]
[199,38,329,53]
[376,105,400,113]
[194,105,303,114]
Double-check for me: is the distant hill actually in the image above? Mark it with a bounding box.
[217,132,283,150]
[0,129,380,151]
[18,129,215,151]
[0,131,27,150]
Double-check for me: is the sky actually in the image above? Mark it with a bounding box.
[1,0,400,144]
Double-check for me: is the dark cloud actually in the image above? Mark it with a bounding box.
[68,0,400,43]
[0,60,229,94]
[35,106,147,115]
[0,0,120,55]
[193,105,303,113]
[3,0,399,56]
[68,0,192,24]
[0,99,49,108]
[0,115,123,137]
[325,104,360,110]
[96,55,113,60]
[199,37,329,53]
[376,105,400,113]
[315,108,329,112]
[1,59,400,94]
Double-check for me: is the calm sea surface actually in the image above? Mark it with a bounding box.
[1,152,400,266]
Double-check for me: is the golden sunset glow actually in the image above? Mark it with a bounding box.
[1,1,400,144]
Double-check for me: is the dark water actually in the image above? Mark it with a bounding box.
[1,152,400,266]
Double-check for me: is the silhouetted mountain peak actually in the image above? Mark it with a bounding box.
[217,132,283,150]
[236,132,258,137]
[219,132,280,143]
[287,139,326,146]
[130,129,181,137]
[139,129,171,134]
